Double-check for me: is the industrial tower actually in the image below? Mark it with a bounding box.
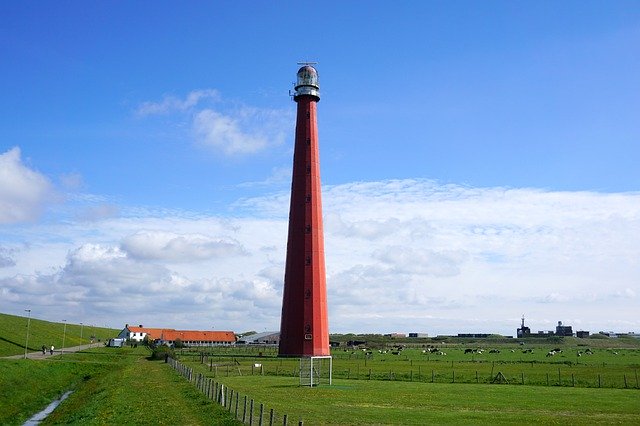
[278,64,330,361]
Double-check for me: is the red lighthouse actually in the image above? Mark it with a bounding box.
[278,65,330,357]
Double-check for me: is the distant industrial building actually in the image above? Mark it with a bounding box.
[576,330,590,338]
[408,333,429,338]
[517,317,576,338]
[517,315,531,338]
[555,321,573,337]
[384,333,407,338]
[236,331,280,345]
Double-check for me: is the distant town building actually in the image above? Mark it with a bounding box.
[576,330,590,338]
[408,333,429,338]
[384,333,406,338]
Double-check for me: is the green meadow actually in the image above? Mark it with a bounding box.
[177,338,640,424]
[181,337,640,389]
[199,375,640,425]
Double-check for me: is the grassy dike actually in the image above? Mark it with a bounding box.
[0,347,240,425]
[0,312,117,357]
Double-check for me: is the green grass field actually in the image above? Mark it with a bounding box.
[0,312,117,357]
[177,340,640,424]
[204,375,640,424]
[179,338,640,390]
[0,347,240,425]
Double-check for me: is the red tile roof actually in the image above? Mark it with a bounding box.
[161,330,236,343]
[125,326,235,343]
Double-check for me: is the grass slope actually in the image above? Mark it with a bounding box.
[0,312,118,357]
[0,355,110,424]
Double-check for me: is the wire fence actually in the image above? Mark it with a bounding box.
[190,352,639,390]
[167,357,304,426]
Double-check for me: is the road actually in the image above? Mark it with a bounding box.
[3,342,105,359]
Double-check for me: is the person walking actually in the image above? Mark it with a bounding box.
[50,345,54,355]
[41,345,46,355]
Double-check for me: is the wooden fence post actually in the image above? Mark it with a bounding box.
[259,403,264,426]
[242,396,247,423]
[249,399,254,426]
[234,393,239,418]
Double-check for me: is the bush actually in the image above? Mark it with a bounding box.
[149,345,175,361]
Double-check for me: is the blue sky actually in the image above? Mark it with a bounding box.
[1,2,639,336]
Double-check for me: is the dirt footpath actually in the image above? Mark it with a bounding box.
[3,342,104,359]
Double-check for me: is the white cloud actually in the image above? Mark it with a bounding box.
[0,147,55,224]
[136,89,292,157]
[1,179,638,336]
[237,166,291,188]
[121,230,246,262]
[193,107,290,155]
[136,89,220,116]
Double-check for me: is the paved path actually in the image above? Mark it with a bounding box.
[3,342,104,360]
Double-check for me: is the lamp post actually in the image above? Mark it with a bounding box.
[61,320,67,355]
[80,322,84,343]
[24,309,32,359]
